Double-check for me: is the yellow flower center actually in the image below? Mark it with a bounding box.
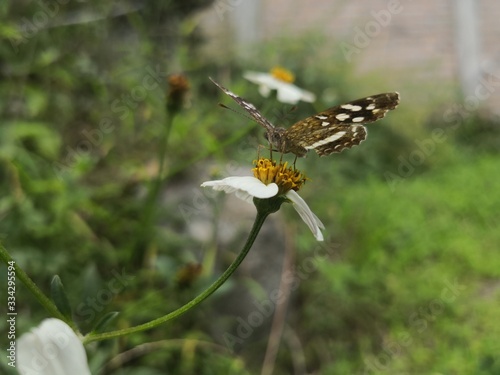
[270,66,295,83]
[252,158,307,194]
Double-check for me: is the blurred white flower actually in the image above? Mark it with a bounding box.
[202,159,324,241]
[243,67,316,105]
[17,318,91,375]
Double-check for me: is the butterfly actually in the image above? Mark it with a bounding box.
[210,77,400,157]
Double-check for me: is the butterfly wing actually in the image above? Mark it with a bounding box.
[286,93,400,156]
[210,77,276,134]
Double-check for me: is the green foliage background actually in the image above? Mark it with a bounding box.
[1,1,500,374]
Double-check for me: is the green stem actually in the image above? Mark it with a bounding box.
[157,113,175,186]
[146,113,175,224]
[0,242,73,328]
[132,114,175,261]
[84,209,270,344]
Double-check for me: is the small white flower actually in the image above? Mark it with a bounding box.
[243,70,316,105]
[202,175,324,241]
[17,318,91,375]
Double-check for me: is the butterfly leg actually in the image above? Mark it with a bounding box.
[292,155,298,169]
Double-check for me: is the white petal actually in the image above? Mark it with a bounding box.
[286,190,325,241]
[202,176,278,202]
[297,89,316,103]
[17,319,91,375]
[243,71,316,104]
[275,85,302,104]
[275,82,316,104]
[258,84,272,98]
[243,71,276,87]
[234,189,254,203]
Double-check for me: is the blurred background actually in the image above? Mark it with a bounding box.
[1,0,500,374]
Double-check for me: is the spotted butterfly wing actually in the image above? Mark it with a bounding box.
[210,77,400,157]
[286,93,400,156]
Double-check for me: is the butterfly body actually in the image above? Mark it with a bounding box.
[210,77,400,157]
[265,126,308,157]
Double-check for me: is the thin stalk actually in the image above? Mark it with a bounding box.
[84,209,270,344]
[132,113,175,261]
[0,243,73,329]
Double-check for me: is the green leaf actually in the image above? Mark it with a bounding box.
[91,311,120,333]
[50,275,72,319]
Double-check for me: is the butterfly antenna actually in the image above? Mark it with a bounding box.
[218,103,257,123]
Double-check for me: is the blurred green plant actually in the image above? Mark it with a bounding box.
[1,2,500,373]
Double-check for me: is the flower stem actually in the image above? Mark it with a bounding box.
[0,242,74,329]
[84,209,270,344]
[131,113,175,262]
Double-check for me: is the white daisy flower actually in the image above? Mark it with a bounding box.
[17,318,91,375]
[202,159,324,241]
[243,67,316,105]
